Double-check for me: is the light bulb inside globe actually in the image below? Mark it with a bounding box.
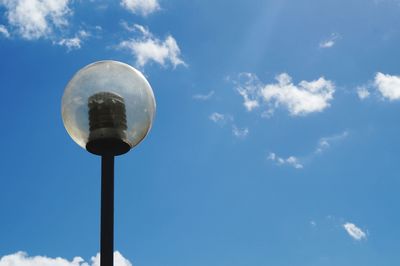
[62,60,156,156]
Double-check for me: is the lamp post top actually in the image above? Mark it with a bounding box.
[62,60,156,155]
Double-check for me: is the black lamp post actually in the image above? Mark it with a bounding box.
[62,61,156,266]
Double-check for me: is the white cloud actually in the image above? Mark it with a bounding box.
[261,109,274,118]
[90,252,132,266]
[268,130,348,169]
[235,73,261,111]
[0,0,71,40]
[320,40,335,48]
[357,86,370,100]
[0,251,131,266]
[234,73,335,116]
[374,72,400,100]
[319,33,340,48]
[209,112,225,122]
[120,0,160,16]
[56,30,89,51]
[261,73,335,116]
[315,131,349,154]
[209,112,231,125]
[58,37,81,50]
[0,24,10,38]
[232,125,249,138]
[193,91,215,100]
[267,152,303,169]
[118,24,185,68]
[77,30,90,38]
[343,222,367,240]
[121,22,150,36]
[209,113,248,138]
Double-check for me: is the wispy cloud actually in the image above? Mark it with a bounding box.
[56,30,90,51]
[209,112,249,139]
[315,131,349,154]
[343,222,367,240]
[118,23,185,68]
[232,125,249,138]
[0,251,131,266]
[121,22,149,35]
[58,37,81,50]
[310,216,368,241]
[374,72,400,100]
[234,73,335,116]
[235,73,261,111]
[193,90,215,101]
[209,112,231,125]
[0,25,10,38]
[357,86,370,100]
[268,130,349,169]
[319,33,340,48]
[0,0,71,40]
[120,0,160,16]
[267,152,303,169]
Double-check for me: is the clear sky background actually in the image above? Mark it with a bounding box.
[1,0,400,265]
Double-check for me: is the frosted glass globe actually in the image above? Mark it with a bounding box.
[62,60,156,155]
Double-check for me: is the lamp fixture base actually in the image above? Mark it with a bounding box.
[86,138,131,156]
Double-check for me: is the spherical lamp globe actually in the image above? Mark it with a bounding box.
[61,60,156,156]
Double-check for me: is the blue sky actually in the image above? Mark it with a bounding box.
[1,0,400,265]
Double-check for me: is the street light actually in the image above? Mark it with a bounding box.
[62,60,156,266]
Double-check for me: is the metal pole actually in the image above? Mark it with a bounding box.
[101,155,114,266]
